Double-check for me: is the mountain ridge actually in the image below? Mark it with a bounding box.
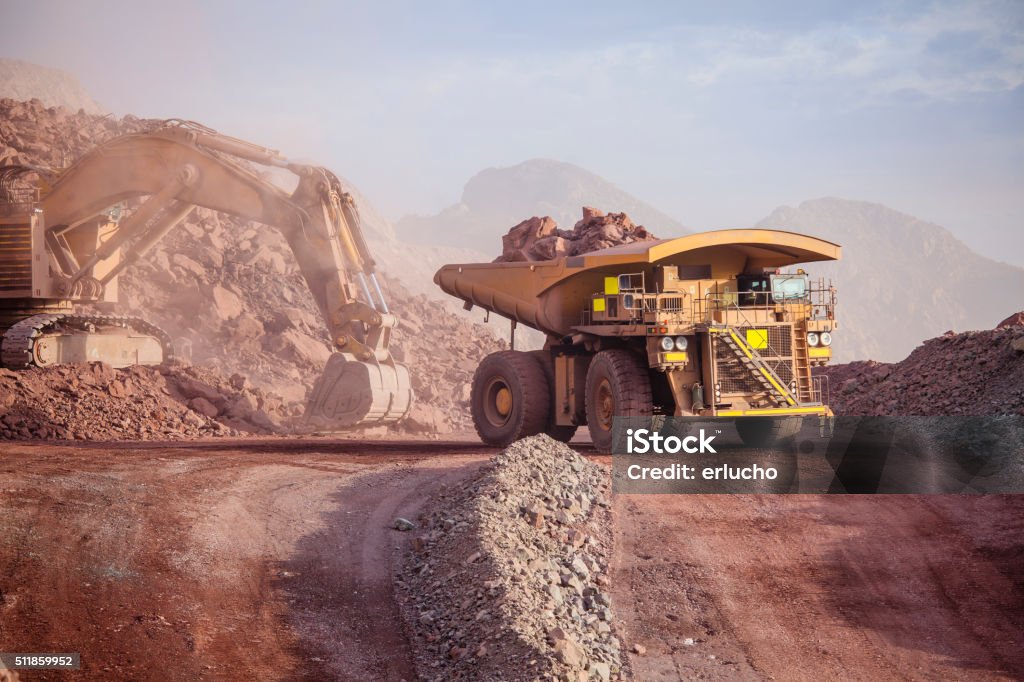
[396,158,688,253]
[756,197,1024,362]
[0,59,104,114]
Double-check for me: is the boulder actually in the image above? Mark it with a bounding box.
[189,396,220,418]
[997,311,1024,328]
[207,284,243,321]
[494,207,657,262]
[403,402,450,433]
[267,329,332,367]
[231,313,265,344]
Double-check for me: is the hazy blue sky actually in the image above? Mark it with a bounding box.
[2,0,1023,264]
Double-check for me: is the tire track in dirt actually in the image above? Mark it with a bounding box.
[0,441,490,680]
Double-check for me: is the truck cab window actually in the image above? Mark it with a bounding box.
[770,274,808,301]
[738,275,769,306]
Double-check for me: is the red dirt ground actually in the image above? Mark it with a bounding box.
[612,494,1024,681]
[1,438,1021,681]
[0,439,493,680]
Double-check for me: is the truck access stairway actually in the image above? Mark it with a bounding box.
[791,319,814,402]
[712,326,798,407]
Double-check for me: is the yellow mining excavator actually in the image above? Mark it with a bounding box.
[0,120,411,428]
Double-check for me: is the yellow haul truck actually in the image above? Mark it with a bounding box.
[435,229,840,452]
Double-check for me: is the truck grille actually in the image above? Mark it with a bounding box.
[716,324,796,395]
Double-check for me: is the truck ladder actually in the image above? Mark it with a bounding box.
[792,319,815,402]
[711,326,798,407]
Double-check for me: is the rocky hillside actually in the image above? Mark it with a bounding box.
[0,59,104,114]
[819,315,1024,416]
[396,159,687,253]
[0,363,291,440]
[758,198,1024,363]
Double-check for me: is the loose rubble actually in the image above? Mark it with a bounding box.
[0,97,503,436]
[0,362,291,440]
[495,207,657,262]
[820,317,1024,416]
[398,435,624,681]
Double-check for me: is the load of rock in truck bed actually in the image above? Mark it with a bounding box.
[494,207,658,262]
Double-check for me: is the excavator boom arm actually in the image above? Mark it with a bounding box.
[34,122,411,427]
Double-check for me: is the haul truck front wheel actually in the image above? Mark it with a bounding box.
[585,350,653,453]
[471,351,551,447]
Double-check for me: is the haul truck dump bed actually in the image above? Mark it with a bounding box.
[436,229,841,452]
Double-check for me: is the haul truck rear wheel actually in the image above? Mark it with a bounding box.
[471,350,551,447]
[585,349,653,453]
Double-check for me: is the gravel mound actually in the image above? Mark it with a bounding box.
[398,435,624,681]
[0,362,292,440]
[820,323,1024,416]
[495,207,657,263]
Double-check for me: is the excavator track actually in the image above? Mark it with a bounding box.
[1,313,173,369]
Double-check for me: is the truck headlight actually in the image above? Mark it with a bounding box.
[819,332,832,347]
[807,332,819,347]
[660,336,675,351]
[673,336,688,351]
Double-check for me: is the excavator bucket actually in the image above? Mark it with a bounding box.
[304,352,413,429]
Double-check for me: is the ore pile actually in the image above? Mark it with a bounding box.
[820,317,1024,416]
[0,97,159,166]
[495,206,658,262]
[0,362,290,440]
[0,98,503,433]
[399,435,625,682]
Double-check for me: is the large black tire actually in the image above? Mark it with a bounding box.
[735,416,802,448]
[585,349,653,453]
[471,350,551,447]
[528,350,579,443]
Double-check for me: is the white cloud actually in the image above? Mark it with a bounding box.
[668,2,1024,101]
[400,1,1023,109]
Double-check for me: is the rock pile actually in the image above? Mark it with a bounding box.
[0,97,156,167]
[0,97,503,435]
[820,319,1024,416]
[495,207,657,262]
[997,312,1024,329]
[0,362,291,441]
[398,435,624,681]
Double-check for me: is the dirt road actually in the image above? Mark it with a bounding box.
[3,437,1022,681]
[613,494,1024,681]
[0,439,492,680]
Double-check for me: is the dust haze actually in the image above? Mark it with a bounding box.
[2,0,1021,268]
